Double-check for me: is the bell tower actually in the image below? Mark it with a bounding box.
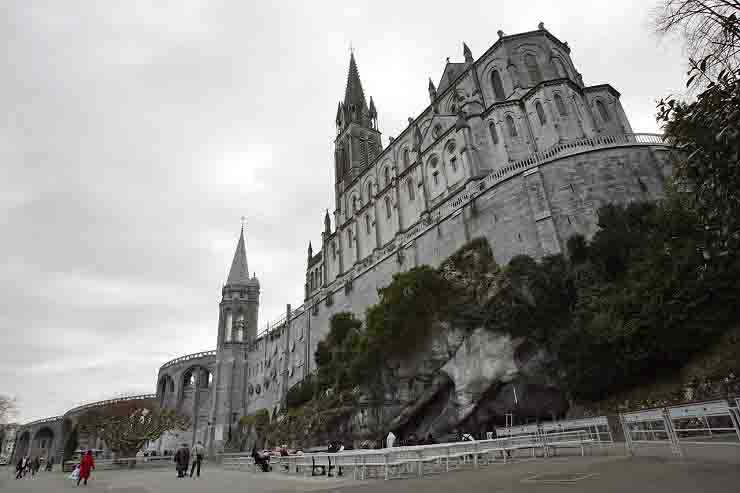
[334,52,382,210]
[208,223,260,454]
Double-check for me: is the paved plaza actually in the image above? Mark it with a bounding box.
[2,446,740,493]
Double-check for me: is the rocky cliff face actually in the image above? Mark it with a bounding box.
[265,239,569,448]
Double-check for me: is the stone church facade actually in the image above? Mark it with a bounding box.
[13,24,673,460]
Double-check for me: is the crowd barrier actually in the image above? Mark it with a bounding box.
[221,430,595,480]
[620,399,740,457]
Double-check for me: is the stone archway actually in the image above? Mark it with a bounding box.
[16,430,31,459]
[32,426,55,459]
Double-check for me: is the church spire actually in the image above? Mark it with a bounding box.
[226,225,250,286]
[344,52,367,110]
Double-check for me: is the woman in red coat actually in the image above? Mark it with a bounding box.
[77,450,95,486]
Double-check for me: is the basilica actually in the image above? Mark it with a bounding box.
[13,24,672,461]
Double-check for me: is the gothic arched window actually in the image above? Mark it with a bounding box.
[553,58,567,78]
[596,100,610,122]
[365,214,371,234]
[535,102,547,125]
[367,182,373,201]
[555,94,567,116]
[506,115,518,137]
[525,54,542,85]
[385,197,391,219]
[352,196,358,213]
[489,122,499,144]
[402,149,410,168]
[407,179,415,201]
[384,167,390,187]
[491,70,505,101]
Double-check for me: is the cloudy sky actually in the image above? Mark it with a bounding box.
[1,0,687,423]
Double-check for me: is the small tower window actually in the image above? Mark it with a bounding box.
[489,122,499,144]
[352,196,358,213]
[367,182,373,201]
[535,102,547,125]
[450,157,457,173]
[347,230,352,247]
[332,241,337,259]
[385,197,391,219]
[402,149,410,168]
[433,171,440,186]
[525,53,542,85]
[407,179,415,201]
[365,214,371,234]
[491,70,505,101]
[506,115,518,137]
[384,167,390,187]
[597,100,610,122]
[555,94,567,116]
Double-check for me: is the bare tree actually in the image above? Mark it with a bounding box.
[78,400,190,458]
[0,395,17,424]
[654,1,740,86]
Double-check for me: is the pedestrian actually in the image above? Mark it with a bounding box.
[251,445,270,472]
[189,441,204,478]
[77,450,95,486]
[386,430,396,448]
[31,456,40,476]
[15,456,25,479]
[174,443,190,478]
[46,456,54,472]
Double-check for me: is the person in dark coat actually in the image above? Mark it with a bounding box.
[174,443,190,478]
[251,445,270,472]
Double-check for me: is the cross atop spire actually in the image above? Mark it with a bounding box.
[226,225,250,286]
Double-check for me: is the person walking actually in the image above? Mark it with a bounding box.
[31,456,40,477]
[77,450,95,486]
[174,443,190,478]
[15,456,26,479]
[189,441,204,478]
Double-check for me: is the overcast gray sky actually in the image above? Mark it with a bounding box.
[1,0,686,423]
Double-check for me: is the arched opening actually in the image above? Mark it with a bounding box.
[224,310,233,342]
[384,197,391,219]
[596,100,610,122]
[159,374,175,404]
[535,102,547,125]
[506,115,518,137]
[525,53,542,85]
[384,167,390,187]
[554,94,567,116]
[366,182,373,202]
[402,149,410,168]
[491,70,505,101]
[33,427,55,459]
[489,122,499,144]
[553,58,567,78]
[407,179,415,201]
[352,196,358,213]
[16,431,30,458]
[365,214,371,234]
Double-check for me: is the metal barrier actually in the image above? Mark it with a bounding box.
[620,398,740,457]
[495,416,613,447]
[219,431,596,481]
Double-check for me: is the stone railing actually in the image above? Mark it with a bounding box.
[19,415,63,429]
[159,350,216,371]
[65,394,157,417]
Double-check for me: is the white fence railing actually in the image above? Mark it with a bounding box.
[620,398,740,457]
[159,351,217,371]
[220,430,595,480]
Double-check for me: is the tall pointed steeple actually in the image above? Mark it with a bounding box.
[344,52,368,112]
[226,225,250,286]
